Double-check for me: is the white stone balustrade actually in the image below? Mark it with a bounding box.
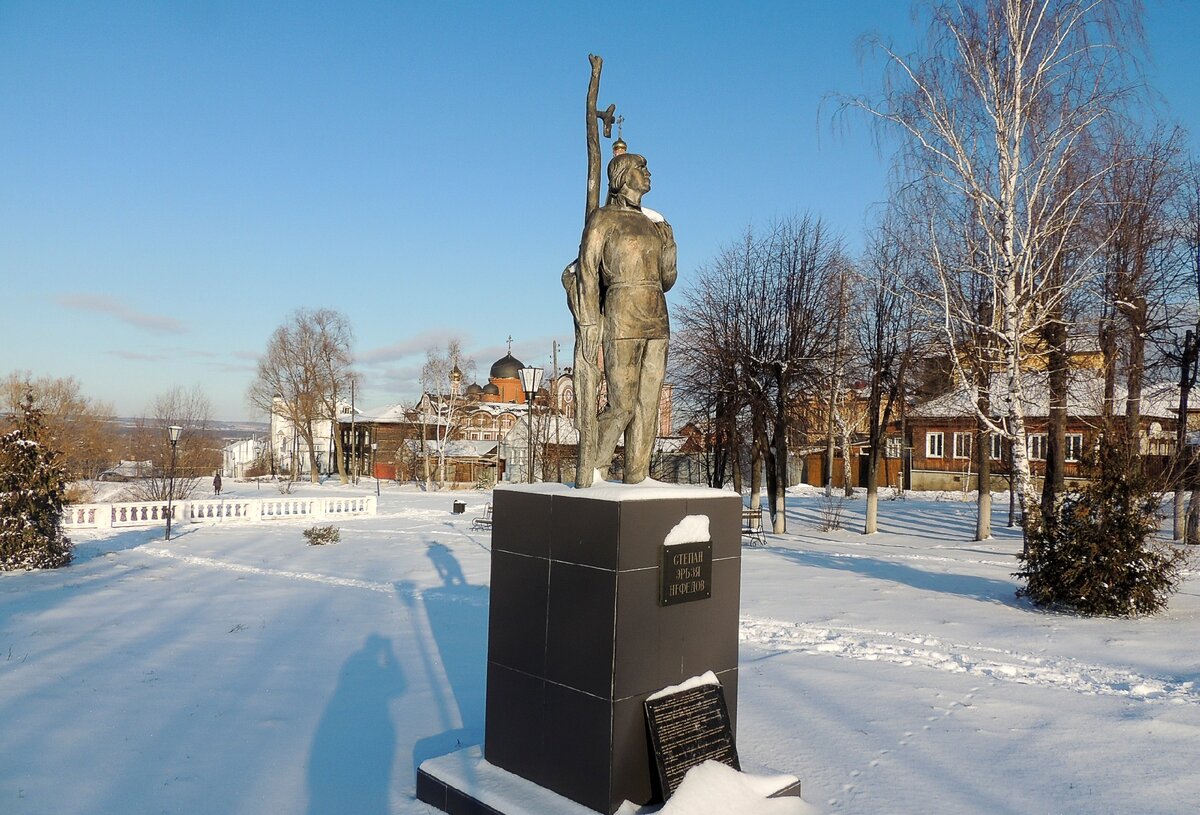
[60,495,377,531]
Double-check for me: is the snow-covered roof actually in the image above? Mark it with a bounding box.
[654,436,687,454]
[99,460,153,478]
[911,371,1185,421]
[501,415,580,446]
[342,403,410,424]
[466,402,529,418]
[340,400,531,425]
[402,439,498,458]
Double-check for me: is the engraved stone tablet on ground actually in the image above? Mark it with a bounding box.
[644,681,739,799]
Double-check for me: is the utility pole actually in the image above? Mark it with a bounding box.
[825,272,847,497]
[552,340,562,483]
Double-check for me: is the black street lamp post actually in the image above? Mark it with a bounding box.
[371,441,380,496]
[518,366,544,484]
[165,425,182,540]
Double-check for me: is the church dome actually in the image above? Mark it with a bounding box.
[489,353,525,380]
[465,382,484,396]
[482,383,500,396]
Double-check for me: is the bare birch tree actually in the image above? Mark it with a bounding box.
[419,339,474,490]
[847,0,1145,534]
[309,309,357,485]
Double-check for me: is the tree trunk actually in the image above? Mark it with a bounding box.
[750,414,765,508]
[1100,318,1119,420]
[420,424,433,491]
[864,447,880,534]
[304,424,320,484]
[838,413,853,498]
[1007,442,1017,528]
[1175,475,1188,541]
[1173,331,1195,539]
[333,426,349,485]
[767,419,788,533]
[730,434,743,494]
[975,379,992,540]
[1124,296,1148,463]
[1004,314,1039,545]
[1188,488,1200,545]
[1041,314,1068,519]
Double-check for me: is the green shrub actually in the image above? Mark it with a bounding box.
[303,524,340,546]
[1017,437,1187,616]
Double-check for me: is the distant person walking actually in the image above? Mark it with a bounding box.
[213,472,222,496]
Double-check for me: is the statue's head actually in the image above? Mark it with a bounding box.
[607,153,650,199]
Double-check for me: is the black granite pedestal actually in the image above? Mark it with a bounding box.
[417,482,743,815]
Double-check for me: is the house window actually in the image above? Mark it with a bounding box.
[926,432,944,458]
[1027,434,1047,461]
[885,436,902,459]
[1065,433,1084,462]
[989,434,1004,460]
[952,432,972,459]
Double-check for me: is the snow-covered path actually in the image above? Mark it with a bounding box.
[2,484,1197,814]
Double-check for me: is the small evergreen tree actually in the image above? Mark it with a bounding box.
[0,392,73,570]
[1017,436,1186,616]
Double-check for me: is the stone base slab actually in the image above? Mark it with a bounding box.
[417,747,800,815]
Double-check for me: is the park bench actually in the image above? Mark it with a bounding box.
[741,506,766,546]
[471,503,493,530]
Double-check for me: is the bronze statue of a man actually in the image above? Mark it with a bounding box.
[572,152,677,485]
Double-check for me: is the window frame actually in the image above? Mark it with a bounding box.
[1064,433,1084,462]
[989,434,1004,460]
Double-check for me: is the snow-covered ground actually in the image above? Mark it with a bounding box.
[2,481,1197,814]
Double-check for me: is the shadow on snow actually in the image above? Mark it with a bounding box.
[767,547,1025,608]
[400,541,489,786]
[306,633,406,815]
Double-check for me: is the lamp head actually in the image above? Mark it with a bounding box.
[518,366,544,396]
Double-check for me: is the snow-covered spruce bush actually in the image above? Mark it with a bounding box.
[1016,438,1186,616]
[303,525,340,546]
[0,393,73,571]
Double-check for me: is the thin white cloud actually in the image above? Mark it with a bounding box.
[55,293,188,335]
[108,349,168,362]
[358,328,470,365]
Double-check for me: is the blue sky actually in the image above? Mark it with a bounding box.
[3,1,1198,422]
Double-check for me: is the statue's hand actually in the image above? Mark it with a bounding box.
[653,219,675,247]
[579,324,601,365]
